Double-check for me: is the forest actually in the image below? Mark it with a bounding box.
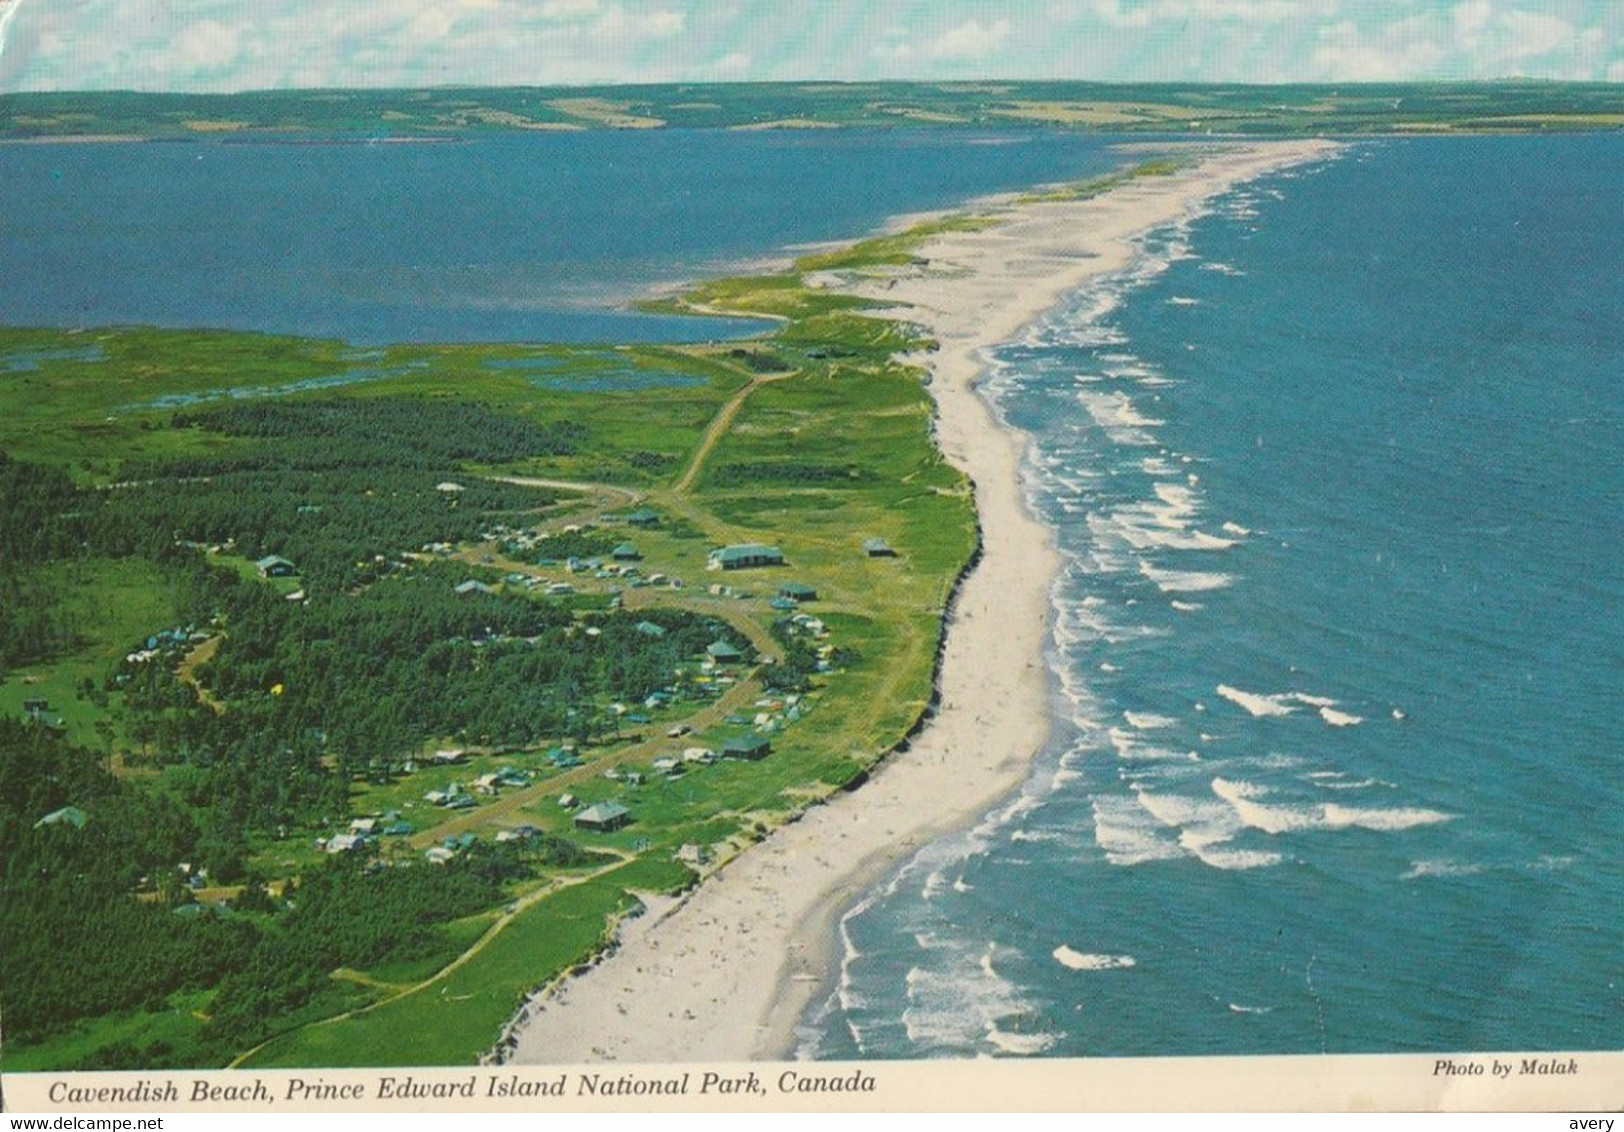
[0,391,754,1064]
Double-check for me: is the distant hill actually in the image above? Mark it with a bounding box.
[3,79,1621,139]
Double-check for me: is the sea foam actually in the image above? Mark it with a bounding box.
[1053,947,1137,971]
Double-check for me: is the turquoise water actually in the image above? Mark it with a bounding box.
[806,136,1624,1058]
[1,130,1126,345]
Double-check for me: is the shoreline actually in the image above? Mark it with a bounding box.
[503,137,1341,1065]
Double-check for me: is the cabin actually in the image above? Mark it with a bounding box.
[862,538,897,558]
[256,555,297,578]
[778,582,818,602]
[634,620,666,638]
[612,542,641,562]
[454,579,496,596]
[707,543,785,571]
[324,833,369,855]
[574,801,631,833]
[624,508,661,528]
[706,639,745,665]
[722,734,772,761]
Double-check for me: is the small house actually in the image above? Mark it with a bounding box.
[862,538,897,558]
[612,542,641,562]
[635,621,667,639]
[574,801,631,833]
[779,582,818,602]
[707,543,785,571]
[324,833,368,855]
[722,734,772,761]
[454,579,496,596]
[625,508,661,528]
[706,639,745,665]
[256,555,297,578]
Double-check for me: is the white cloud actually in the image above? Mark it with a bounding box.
[538,0,601,18]
[1090,0,1308,28]
[1452,0,1492,39]
[1496,9,1575,59]
[172,19,242,69]
[3,1,1623,91]
[927,17,1011,60]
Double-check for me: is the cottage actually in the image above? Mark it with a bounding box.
[722,734,772,761]
[706,639,745,665]
[454,579,496,596]
[424,846,456,865]
[707,543,785,571]
[634,621,667,639]
[780,582,818,602]
[624,508,661,528]
[256,555,297,578]
[612,542,641,562]
[574,801,631,833]
[324,833,368,855]
[862,538,897,558]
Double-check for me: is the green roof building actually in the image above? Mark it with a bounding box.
[722,735,772,761]
[706,639,746,664]
[574,802,631,832]
[707,543,784,571]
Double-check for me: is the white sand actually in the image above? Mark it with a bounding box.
[504,139,1339,1065]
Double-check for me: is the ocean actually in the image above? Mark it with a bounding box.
[0,129,1124,345]
[804,135,1624,1058]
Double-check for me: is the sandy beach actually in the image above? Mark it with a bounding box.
[504,138,1339,1065]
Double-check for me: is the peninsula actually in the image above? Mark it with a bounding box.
[505,138,1339,1062]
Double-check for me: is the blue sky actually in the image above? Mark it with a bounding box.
[2,1,1621,91]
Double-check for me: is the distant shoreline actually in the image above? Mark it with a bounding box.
[502,136,1340,1064]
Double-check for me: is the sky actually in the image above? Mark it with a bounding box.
[1,0,1621,92]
